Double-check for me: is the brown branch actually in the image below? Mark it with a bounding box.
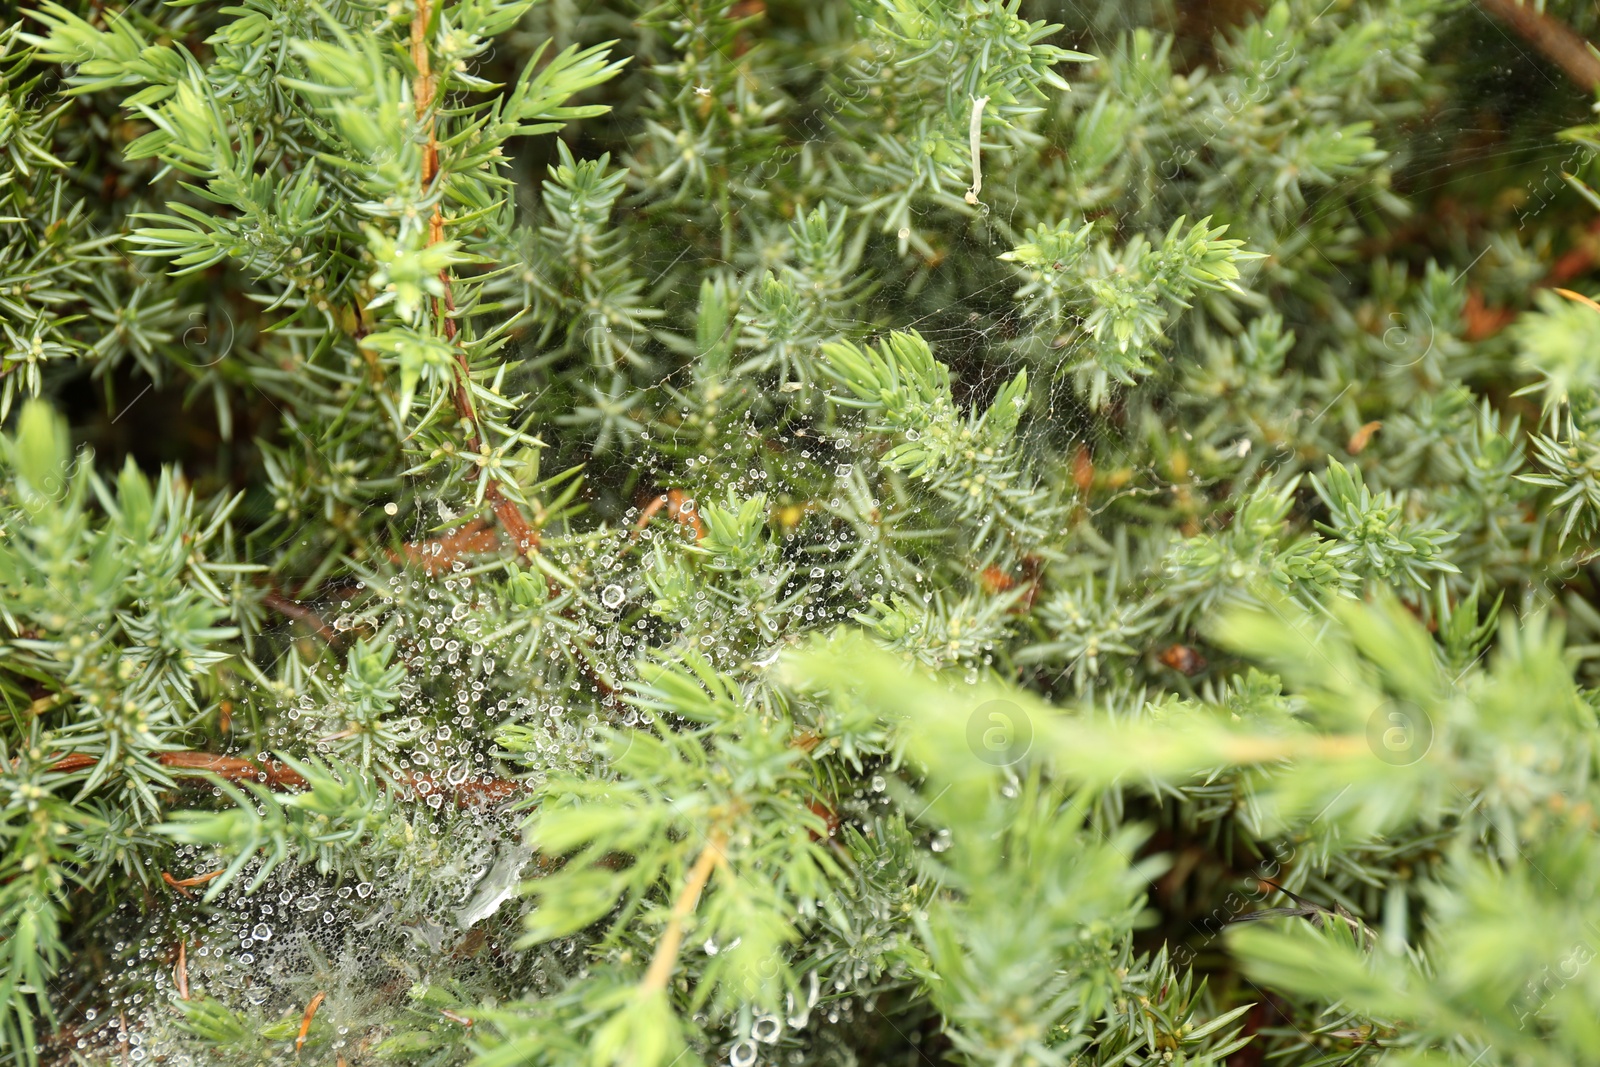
[47,748,308,790]
[161,751,312,789]
[390,517,501,575]
[262,590,338,645]
[42,750,531,806]
[1478,0,1600,90]
[408,0,540,559]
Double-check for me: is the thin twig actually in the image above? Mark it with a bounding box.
[162,869,224,898]
[640,829,727,994]
[174,940,189,1000]
[296,991,326,1054]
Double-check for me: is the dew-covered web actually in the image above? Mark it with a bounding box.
[70,0,1600,1063]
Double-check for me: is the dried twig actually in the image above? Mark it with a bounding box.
[296,991,326,1054]
[162,869,224,899]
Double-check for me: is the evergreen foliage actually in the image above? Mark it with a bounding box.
[5,0,1600,1065]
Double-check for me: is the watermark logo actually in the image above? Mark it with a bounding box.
[965,699,1033,767]
[1378,308,1435,369]
[179,308,236,368]
[1366,698,1433,766]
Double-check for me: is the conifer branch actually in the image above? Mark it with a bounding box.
[9,1,1600,1064]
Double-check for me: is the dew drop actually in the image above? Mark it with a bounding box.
[251,923,272,941]
[600,584,626,609]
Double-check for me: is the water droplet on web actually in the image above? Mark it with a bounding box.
[752,1015,781,1043]
[251,923,272,941]
[729,1039,757,1067]
[786,972,820,1029]
[600,584,625,609]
